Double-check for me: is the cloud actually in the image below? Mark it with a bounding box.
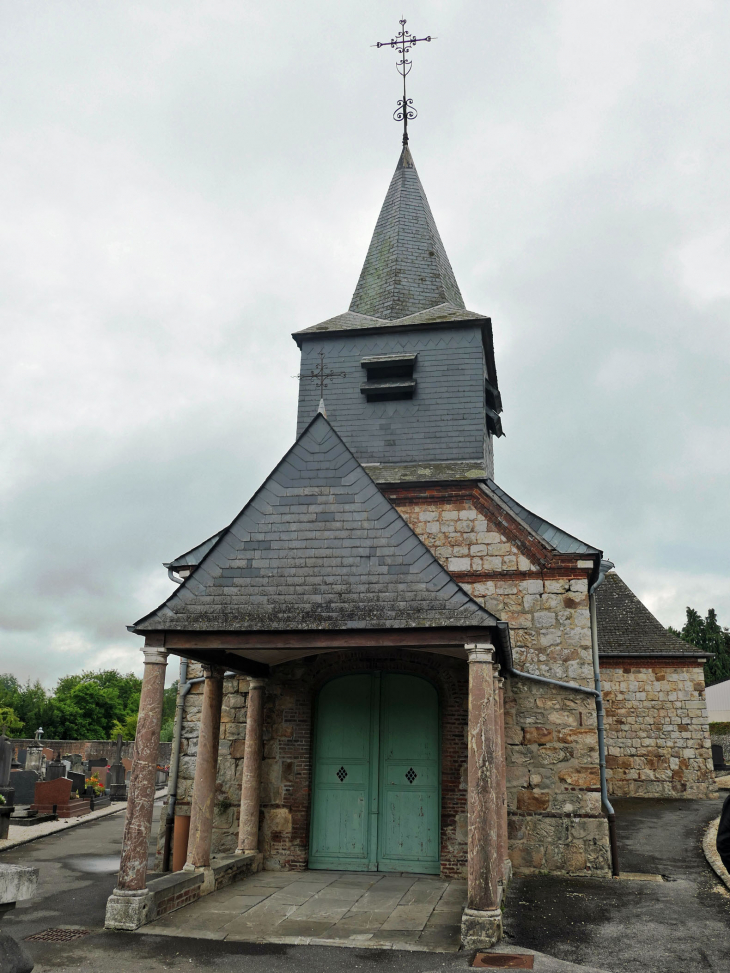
[0,0,728,686]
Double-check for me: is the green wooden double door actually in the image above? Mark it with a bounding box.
[309,673,440,874]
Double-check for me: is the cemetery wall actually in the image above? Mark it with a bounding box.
[12,739,172,765]
[600,659,716,798]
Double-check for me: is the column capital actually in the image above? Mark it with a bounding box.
[247,678,267,690]
[465,644,495,665]
[141,647,169,665]
[202,664,226,680]
[494,674,505,690]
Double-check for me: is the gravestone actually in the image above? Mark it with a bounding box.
[88,757,108,769]
[108,735,127,801]
[0,733,11,789]
[0,732,13,836]
[42,747,55,762]
[712,743,728,770]
[16,749,27,768]
[67,772,86,797]
[25,746,46,778]
[65,753,84,775]
[9,770,40,805]
[61,759,71,775]
[31,777,91,819]
[45,753,66,782]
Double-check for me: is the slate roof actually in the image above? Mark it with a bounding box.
[482,481,600,555]
[166,532,221,570]
[347,145,465,321]
[294,302,488,338]
[134,414,499,633]
[595,572,703,657]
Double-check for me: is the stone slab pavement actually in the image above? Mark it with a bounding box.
[137,868,467,951]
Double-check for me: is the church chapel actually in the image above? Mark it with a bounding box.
[107,141,715,948]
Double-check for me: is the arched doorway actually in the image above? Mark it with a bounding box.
[309,672,440,874]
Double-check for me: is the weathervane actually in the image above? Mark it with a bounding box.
[373,18,435,146]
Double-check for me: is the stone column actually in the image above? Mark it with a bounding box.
[185,665,224,870]
[105,644,168,930]
[236,678,266,854]
[494,674,509,883]
[461,644,503,950]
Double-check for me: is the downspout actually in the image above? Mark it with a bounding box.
[162,664,239,872]
[162,658,190,872]
[589,559,619,876]
[498,556,620,877]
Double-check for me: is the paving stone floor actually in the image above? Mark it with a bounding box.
[138,870,467,951]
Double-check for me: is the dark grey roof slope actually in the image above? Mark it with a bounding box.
[348,146,465,321]
[596,572,702,657]
[294,302,487,338]
[166,532,221,570]
[482,481,600,555]
[134,414,498,633]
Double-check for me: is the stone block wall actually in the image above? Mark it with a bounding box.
[600,660,716,798]
[389,488,610,876]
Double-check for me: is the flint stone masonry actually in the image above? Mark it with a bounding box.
[600,660,716,798]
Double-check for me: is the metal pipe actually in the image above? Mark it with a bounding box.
[162,658,189,872]
[589,559,619,876]
[162,665,238,872]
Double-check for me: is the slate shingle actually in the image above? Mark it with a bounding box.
[134,415,498,634]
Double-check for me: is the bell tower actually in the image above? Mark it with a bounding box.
[293,145,503,485]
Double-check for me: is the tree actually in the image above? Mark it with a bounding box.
[53,682,124,740]
[673,607,730,687]
[0,706,24,735]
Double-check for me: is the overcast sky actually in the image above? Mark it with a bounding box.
[1,1,728,688]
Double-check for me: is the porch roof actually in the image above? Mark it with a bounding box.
[132,414,500,643]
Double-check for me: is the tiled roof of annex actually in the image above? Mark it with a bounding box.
[134,414,498,633]
[595,571,703,657]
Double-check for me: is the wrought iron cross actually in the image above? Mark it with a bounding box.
[296,349,346,400]
[373,18,435,146]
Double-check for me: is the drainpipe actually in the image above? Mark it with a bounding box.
[162,664,238,872]
[499,556,620,878]
[162,658,190,872]
[589,559,619,876]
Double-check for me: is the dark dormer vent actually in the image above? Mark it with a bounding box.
[360,354,417,402]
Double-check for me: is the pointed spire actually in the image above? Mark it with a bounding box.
[317,397,327,417]
[349,146,465,321]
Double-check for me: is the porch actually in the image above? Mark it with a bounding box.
[136,868,467,951]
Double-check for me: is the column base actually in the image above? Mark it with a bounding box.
[105,887,153,931]
[461,906,503,950]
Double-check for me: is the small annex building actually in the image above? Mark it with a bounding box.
[106,143,715,948]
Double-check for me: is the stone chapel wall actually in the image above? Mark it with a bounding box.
[391,492,611,876]
[167,652,472,878]
[600,660,715,799]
